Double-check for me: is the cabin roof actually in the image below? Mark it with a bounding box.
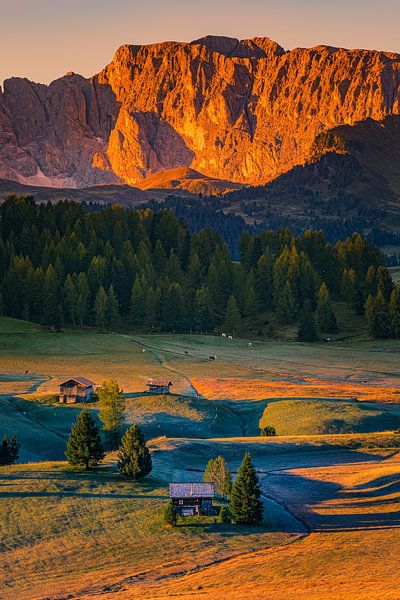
[147,379,172,387]
[60,377,95,388]
[169,482,215,498]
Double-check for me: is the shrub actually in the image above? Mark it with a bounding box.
[163,500,177,527]
[217,505,230,524]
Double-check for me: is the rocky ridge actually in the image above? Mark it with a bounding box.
[1,35,400,188]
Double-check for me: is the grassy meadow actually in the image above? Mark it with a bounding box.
[1,316,400,599]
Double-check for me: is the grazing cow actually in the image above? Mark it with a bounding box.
[248,343,253,347]
[221,333,226,338]
[228,335,233,340]
[142,349,146,353]
[185,350,189,355]
[214,354,219,359]
[209,356,215,360]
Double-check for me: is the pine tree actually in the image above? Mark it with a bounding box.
[229,452,263,524]
[65,409,104,470]
[204,456,232,498]
[316,282,338,333]
[94,286,108,330]
[98,379,125,446]
[163,500,177,526]
[297,300,319,342]
[224,295,241,334]
[117,424,152,479]
[0,436,20,466]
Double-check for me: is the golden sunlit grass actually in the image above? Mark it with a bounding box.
[118,454,400,600]
[0,462,289,600]
[192,376,400,403]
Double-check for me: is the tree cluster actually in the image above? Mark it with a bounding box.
[0,435,20,466]
[0,196,396,338]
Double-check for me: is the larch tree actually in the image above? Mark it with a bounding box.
[98,379,125,447]
[204,455,232,498]
[316,282,338,333]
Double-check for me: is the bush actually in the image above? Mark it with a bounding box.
[217,505,230,524]
[260,425,276,437]
[163,500,177,527]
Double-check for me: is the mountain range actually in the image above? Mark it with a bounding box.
[2,34,400,198]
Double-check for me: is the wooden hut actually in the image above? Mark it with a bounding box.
[146,379,172,394]
[59,377,95,404]
[169,482,215,516]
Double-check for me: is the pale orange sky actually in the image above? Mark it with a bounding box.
[1,0,400,86]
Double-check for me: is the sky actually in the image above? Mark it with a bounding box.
[1,0,400,86]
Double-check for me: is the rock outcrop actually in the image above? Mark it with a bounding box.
[1,36,400,188]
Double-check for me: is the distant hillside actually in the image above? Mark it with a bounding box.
[136,167,243,195]
[225,115,400,244]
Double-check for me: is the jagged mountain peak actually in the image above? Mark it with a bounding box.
[2,35,400,189]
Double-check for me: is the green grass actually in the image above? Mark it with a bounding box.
[259,399,400,436]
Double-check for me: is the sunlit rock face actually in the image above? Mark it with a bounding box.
[1,36,400,188]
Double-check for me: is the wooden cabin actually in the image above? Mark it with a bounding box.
[169,482,215,516]
[146,379,172,394]
[59,377,95,404]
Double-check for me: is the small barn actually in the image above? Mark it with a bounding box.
[146,379,172,394]
[59,377,95,404]
[169,482,215,516]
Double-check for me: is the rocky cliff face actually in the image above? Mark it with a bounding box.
[1,35,400,188]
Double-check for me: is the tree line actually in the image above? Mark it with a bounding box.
[0,195,399,339]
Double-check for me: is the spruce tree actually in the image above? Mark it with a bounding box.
[94,286,108,330]
[204,456,232,498]
[243,270,257,317]
[389,286,400,338]
[297,300,319,342]
[229,452,263,524]
[117,424,152,479]
[224,295,241,334]
[65,409,104,470]
[316,282,338,333]
[365,290,391,339]
[276,280,296,324]
[107,285,120,329]
[98,379,125,447]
